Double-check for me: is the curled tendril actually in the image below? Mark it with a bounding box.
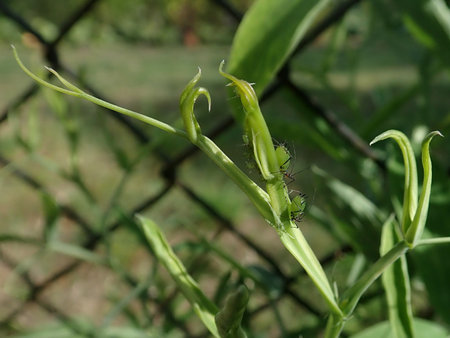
[179,68,211,144]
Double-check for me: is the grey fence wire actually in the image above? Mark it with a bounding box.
[0,0,374,336]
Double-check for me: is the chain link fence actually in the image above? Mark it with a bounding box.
[0,0,389,336]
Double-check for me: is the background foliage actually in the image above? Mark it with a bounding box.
[0,0,449,337]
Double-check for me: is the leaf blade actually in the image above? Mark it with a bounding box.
[405,131,443,246]
[227,0,332,97]
[370,130,418,234]
[136,216,219,337]
[380,216,414,338]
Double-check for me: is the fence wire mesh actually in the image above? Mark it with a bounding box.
[0,0,377,336]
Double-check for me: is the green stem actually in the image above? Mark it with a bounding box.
[417,237,450,246]
[370,130,417,233]
[324,241,410,337]
[324,313,346,338]
[196,135,274,223]
[340,241,409,316]
[13,45,185,138]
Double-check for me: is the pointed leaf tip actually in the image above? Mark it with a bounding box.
[219,60,226,74]
[369,129,398,146]
[369,136,382,146]
[404,129,442,246]
[429,130,444,138]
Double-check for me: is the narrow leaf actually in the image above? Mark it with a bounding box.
[215,285,249,338]
[370,130,418,234]
[394,0,450,66]
[228,0,332,97]
[136,216,219,337]
[340,241,409,316]
[40,192,60,242]
[13,46,185,137]
[48,241,106,265]
[405,131,443,246]
[380,216,414,338]
[414,238,450,325]
[280,227,342,316]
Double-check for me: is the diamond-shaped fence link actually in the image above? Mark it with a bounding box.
[0,0,366,336]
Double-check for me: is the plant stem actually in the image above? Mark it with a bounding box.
[324,313,346,338]
[417,237,450,246]
[340,241,409,316]
[323,241,409,337]
[196,135,274,223]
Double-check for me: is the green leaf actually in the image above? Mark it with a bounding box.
[13,46,186,138]
[380,216,414,338]
[312,166,382,258]
[10,323,154,338]
[370,130,418,235]
[395,0,450,66]
[414,235,450,325]
[215,285,249,338]
[47,241,106,265]
[227,0,332,97]
[220,63,279,183]
[362,84,420,139]
[280,227,342,316]
[340,241,409,317]
[102,273,154,328]
[349,318,448,338]
[136,216,220,337]
[405,131,443,246]
[40,192,60,242]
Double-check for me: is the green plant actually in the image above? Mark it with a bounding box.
[13,44,449,337]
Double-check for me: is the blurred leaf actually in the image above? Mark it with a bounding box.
[227,0,332,99]
[345,254,366,288]
[100,124,131,170]
[11,323,159,337]
[380,216,414,338]
[312,166,382,258]
[102,273,154,328]
[362,84,420,139]
[9,318,94,338]
[117,208,153,250]
[192,239,283,293]
[266,112,346,161]
[213,271,233,305]
[413,234,450,325]
[40,192,60,242]
[349,318,448,338]
[215,285,249,338]
[395,0,450,65]
[0,234,41,245]
[44,88,79,150]
[246,265,284,297]
[136,216,220,337]
[48,241,106,265]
